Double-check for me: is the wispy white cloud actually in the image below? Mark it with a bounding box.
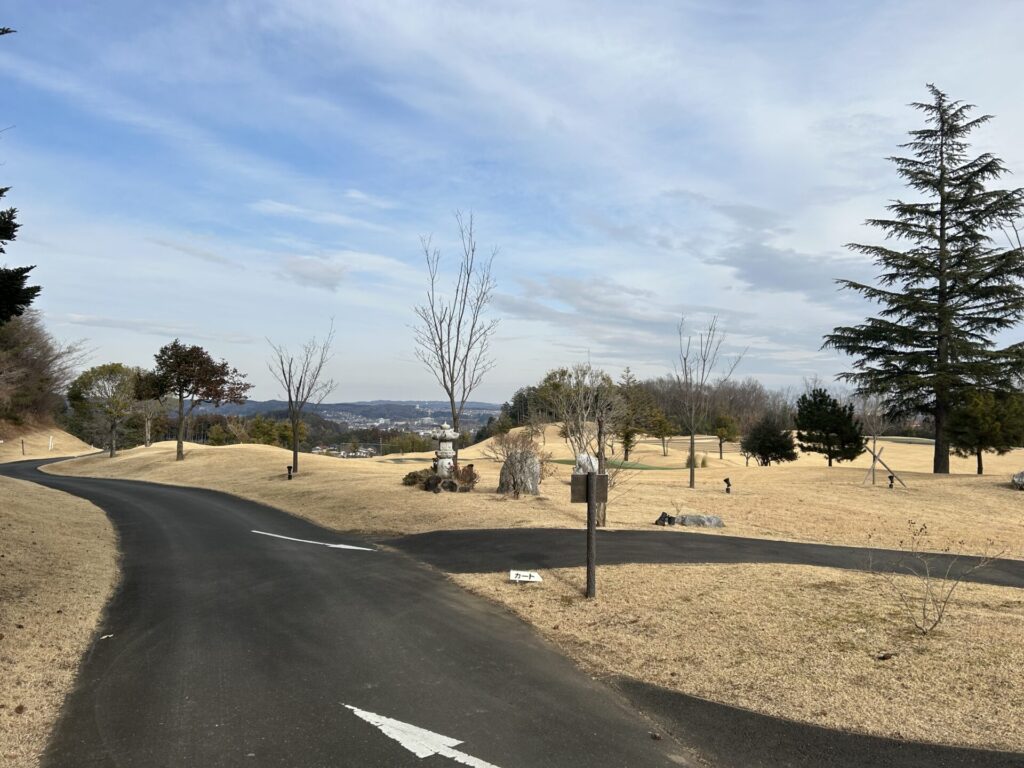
[8,1,1024,399]
[280,249,418,291]
[148,238,239,268]
[344,189,396,209]
[251,199,387,232]
[64,314,256,344]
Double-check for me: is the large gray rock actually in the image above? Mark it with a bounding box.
[1013,471,1024,490]
[498,451,541,497]
[574,452,598,474]
[675,514,725,528]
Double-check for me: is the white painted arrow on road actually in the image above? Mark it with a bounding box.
[251,530,375,551]
[344,705,503,768]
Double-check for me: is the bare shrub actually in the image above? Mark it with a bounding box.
[685,451,710,469]
[871,520,1002,635]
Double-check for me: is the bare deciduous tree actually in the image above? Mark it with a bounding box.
[855,393,892,485]
[0,311,85,420]
[133,369,168,448]
[267,322,337,474]
[537,363,621,525]
[674,316,744,488]
[68,364,138,458]
[413,212,498,454]
[136,399,165,447]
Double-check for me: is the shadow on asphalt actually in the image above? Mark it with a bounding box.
[386,528,1024,589]
[389,527,1024,767]
[617,678,1024,768]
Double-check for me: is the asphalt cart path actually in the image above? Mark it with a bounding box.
[8,459,1023,768]
[2,460,686,767]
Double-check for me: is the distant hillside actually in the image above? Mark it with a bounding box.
[198,399,501,427]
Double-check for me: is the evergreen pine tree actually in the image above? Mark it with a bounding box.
[0,185,40,325]
[0,30,40,324]
[740,415,797,466]
[824,86,1024,474]
[795,388,865,466]
[614,367,656,462]
[946,389,1024,475]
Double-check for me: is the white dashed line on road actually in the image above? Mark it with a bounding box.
[251,530,375,551]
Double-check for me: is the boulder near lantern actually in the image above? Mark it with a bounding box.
[430,423,459,478]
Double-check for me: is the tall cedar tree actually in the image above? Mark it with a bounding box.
[0,29,39,324]
[795,388,865,466]
[946,389,1024,475]
[614,367,656,462]
[153,340,252,461]
[825,86,1024,474]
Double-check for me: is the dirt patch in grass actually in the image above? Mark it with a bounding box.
[0,477,118,767]
[45,435,1024,558]
[452,563,1024,753]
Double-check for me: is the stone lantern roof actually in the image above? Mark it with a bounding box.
[430,423,459,442]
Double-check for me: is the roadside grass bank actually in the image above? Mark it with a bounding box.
[0,427,94,464]
[0,476,117,767]
[452,562,1024,753]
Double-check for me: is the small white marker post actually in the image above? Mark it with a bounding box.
[508,570,542,584]
[344,705,503,768]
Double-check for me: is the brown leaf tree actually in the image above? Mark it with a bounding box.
[153,340,252,461]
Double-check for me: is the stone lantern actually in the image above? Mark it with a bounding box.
[430,422,459,478]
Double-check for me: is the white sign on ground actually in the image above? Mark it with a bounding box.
[344,704,503,768]
[250,530,375,551]
[508,570,542,583]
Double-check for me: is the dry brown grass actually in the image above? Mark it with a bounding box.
[46,430,1024,558]
[38,430,1024,753]
[0,476,117,767]
[0,426,95,464]
[452,563,1024,753]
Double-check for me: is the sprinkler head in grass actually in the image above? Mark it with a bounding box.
[723,477,731,494]
[287,465,293,480]
[888,474,894,489]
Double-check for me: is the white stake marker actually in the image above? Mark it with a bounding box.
[344,705,503,768]
[251,530,375,551]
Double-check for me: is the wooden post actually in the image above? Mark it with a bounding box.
[586,471,596,599]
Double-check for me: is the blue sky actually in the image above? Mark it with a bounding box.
[3,1,1024,402]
